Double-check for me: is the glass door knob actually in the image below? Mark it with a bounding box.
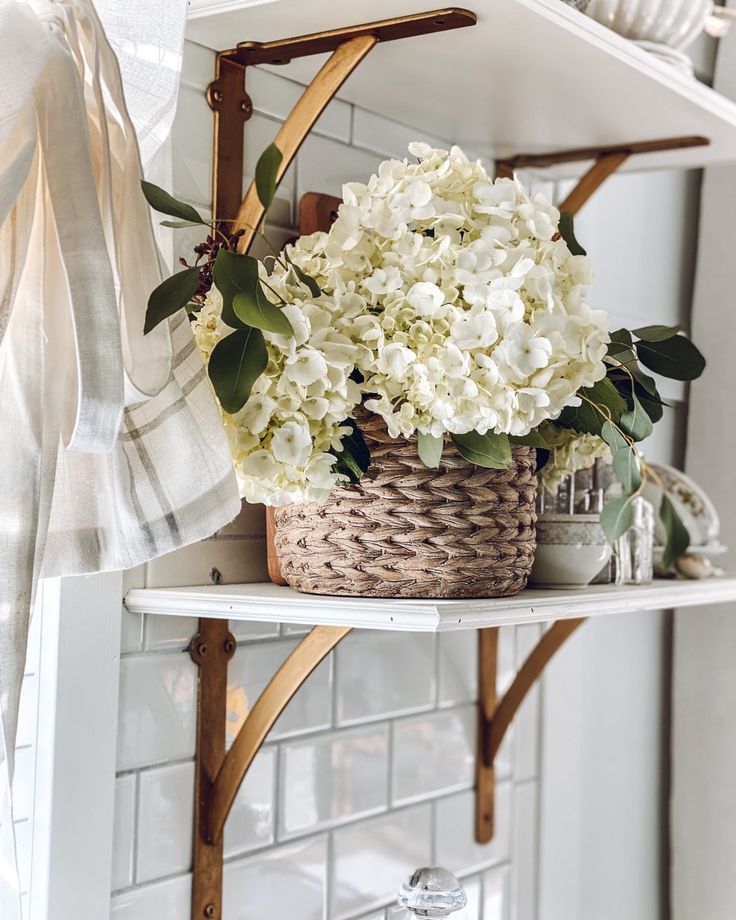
[397,867,467,917]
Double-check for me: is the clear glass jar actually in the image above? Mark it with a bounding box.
[536,458,612,516]
[615,496,655,585]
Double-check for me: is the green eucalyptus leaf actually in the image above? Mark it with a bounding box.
[612,447,641,496]
[233,284,294,336]
[144,267,201,334]
[558,378,628,435]
[632,324,681,342]
[659,492,691,569]
[509,430,551,448]
[291,262,321,298]
[610,328,633,347]
[213,249,260,329]
[607,341,633,361]
[558,210,586,256]
[417,432,443,469]
[635,382,664,423]
[620,393,654,442]
[208,327,268,414]
[451,431,511,469]
[333,448,363,482]
[608,369,663,421]
[630,364,659,397]
[255,143,283,211]
[585,378,628,415]
[160,219,205,229]
[607,328,635,362]
[284,250,322,297]
[600,495,634,544]
[141,181,206,224]
[330,419,370,483]
[637,335,706,381]
[600,420,628,454]
[557,401,603,436]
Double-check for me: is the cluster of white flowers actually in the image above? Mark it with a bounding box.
[196,144,612,506]
[274,143,610,440]
[537,425,612,496]
[191,283,361,506]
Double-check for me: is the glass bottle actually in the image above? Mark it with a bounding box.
[615,495,655,585]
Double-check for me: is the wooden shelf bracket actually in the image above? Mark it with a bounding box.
[190,618,351,920]
[206,8,477,243]
[496,135,708,216]
[474,619,587,842]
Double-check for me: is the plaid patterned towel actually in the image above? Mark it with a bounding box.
[0,2,239,913]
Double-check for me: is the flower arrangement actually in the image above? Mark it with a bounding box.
[141,142,704,569]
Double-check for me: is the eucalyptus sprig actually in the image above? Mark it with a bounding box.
[553,321,704,567]
[141,143,323,414]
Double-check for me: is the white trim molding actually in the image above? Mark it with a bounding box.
[125,576,736,632]
[31,574,122,920]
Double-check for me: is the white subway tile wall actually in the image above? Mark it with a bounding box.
[391,706,476,806]
[136,761,195,882]
[223,747,276,859]
[111,41,543,920]
[224,834,329,920]
[113,610,539,918]
[111,775,136,891]
[279,724,390,838]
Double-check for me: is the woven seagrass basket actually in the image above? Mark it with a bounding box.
[272,414,538,599]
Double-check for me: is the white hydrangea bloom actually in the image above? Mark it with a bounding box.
[271,143,609,441]
[195,144,611,507]
[191,286,361,506]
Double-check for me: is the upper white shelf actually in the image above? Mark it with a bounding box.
[187,0,736,176]
[125,576,736,632]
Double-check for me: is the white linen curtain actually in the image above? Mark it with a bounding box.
[0,1,240,913]
[671,10,736,918]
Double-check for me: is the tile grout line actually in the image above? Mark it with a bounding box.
[131,772,141,888]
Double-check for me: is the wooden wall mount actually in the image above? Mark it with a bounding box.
[190,621,350,919]
[474,619,586,842]
[496,135,708,214]
[207,8,476,233]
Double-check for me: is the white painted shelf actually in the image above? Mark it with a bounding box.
[187,0,736,176]
[125,576,736,632]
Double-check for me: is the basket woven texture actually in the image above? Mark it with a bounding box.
[273,414,538,599]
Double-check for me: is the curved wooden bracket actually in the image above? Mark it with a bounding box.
[190,619,351,920]
[557,152,630,216]
[475,618,587,843]
[209,624,351,842]
[206,8,477,237]
[496,135,708,216]
[233,34,377,251]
